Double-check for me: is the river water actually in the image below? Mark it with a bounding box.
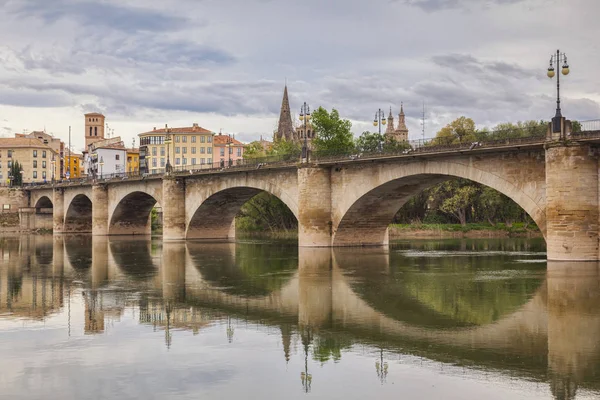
[0,235,599,399]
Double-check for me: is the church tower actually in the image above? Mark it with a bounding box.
[385,106,395,134]
[84,112,106,149]
[275,85,296,141]
[393,103,409,142]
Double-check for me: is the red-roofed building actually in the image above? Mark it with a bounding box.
[213,133,245,167]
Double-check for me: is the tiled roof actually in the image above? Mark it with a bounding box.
[85,112,105,117]
[213,135,244,146]
[139,125,213,135]
[0,137,56,150]
[127,148,140,154]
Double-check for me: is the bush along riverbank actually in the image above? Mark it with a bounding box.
[389,222,542,239]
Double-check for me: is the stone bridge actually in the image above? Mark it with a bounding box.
[24,139,600,261]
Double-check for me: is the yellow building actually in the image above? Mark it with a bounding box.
[0,138,59,185]
[138,123,214,173]
[65,153,83,179]
[126,148,140,174]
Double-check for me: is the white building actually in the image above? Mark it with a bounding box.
[85,147,127,178]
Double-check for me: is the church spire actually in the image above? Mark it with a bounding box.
[397,102,407,130]
[385,106,395,134]
[276,85,296,141]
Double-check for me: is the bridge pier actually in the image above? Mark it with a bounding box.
[298,167,332,247]
[163,177,186,240]
[53,188,64,233]
[546,144,599,261]
[92,184,109,236]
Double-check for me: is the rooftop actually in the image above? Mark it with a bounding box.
[0,137,57,151]
[213,135,244,146]
[85,112,105,117]
[140,123,213,136]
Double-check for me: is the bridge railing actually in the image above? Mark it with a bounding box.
[311,133,546,163]
[579,119,600,132]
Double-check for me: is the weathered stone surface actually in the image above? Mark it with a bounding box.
[92,184,109,236]
[298,167,332,247]
[163,178,186,240]
[545,145,599,261]
[52,188,64,233]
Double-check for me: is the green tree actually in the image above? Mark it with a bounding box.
[9,161,23,186]
[267,138,301,159]
[433,117,477,145]
[572,120,582,133]
[237,192,297,232]
[243,141,267,159]
[355,131,384,153]
[311,107,355,155]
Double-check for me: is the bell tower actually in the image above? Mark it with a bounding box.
[85,113,106,149]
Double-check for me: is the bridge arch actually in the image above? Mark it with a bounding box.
[332,159,546,246]
[109,191,159,235]
[64,194,92,233]
[34,196,53,209]
[185,177,298,240]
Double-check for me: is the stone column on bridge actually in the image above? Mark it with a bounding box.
[545,144,599,261]
[52,187,64,233]
[163,177,186,241]
[92,184,109,236]
[298,167,333,247]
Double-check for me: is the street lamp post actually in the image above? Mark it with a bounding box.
[164,124,173,173]
[547,49,570,136]
[373,108,388,151]
[99,156,104,179]
[226,135,232,167]
[299,102,311,162]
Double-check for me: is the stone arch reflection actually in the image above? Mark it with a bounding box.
[65,235,92,271]
[188,242,297,297]
[109,238,159,280]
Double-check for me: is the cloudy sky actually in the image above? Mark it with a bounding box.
[1,0,599,151]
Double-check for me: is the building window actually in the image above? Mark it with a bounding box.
[229,147,233,154]
[200,136,205,143]
[220,148,225,156]
[33,171,37,179]
[191,147,196,154]
[7,150,12,158]
[175,147,180,154]
[175,136,180,143]
[175,158,180,165]
[207,136,212,143]
[7,161,12,168]
[182,157,187,165]
[33,150,37,157]
[128,156,132,162]
[182,147,187,154]
[182,136,187,143]
[160,147,165,156]
[116,154,120,160]
[191,136,196,143]
[153,147,157,156]
[200,158,205,164]
[200,147,205,154]
[95,127,98,136]
[42,171,46,179]
[237,148,242,157]
[208,158,212,164]
[207,147,212,154]
[161,158,165,167]
[90,127,92,136]
[33,160,37,168]
[192,158,196,165]
[42,161,47,168]
[42,151,46,158]
[152,158,157,167]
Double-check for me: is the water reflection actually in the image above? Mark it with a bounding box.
[0,236,599,399]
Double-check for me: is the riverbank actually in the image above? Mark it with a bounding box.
[389,223,543,239]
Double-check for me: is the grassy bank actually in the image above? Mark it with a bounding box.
[389,222,542,239]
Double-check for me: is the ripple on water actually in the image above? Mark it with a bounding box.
[398,250,547,258]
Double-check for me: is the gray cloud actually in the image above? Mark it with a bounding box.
[10,0,189,33]
[401,0,527,12]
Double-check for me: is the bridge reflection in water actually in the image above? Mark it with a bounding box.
[0,236,599,399]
